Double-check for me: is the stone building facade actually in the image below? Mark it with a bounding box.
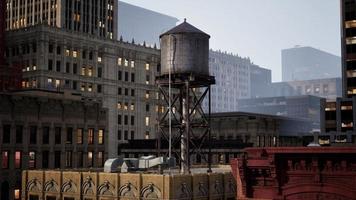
[5,24,162,158]
[21,169,236,200]
[5,0,118,39]
[0,91,108,200]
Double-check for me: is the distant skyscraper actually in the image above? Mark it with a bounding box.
[282,46,341,82]
[5,0,117,39]
[117,1,178,47]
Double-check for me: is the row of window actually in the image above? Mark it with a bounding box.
[1,126,104,145]
[1,150,104,170]
[118,130,150,140]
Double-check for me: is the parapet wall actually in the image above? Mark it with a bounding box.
[22,170,236,200]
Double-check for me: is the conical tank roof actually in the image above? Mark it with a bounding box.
[160,19,210,38]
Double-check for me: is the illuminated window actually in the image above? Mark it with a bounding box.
[145,131,150,139]
[145,117,150,126]
[81,67,86,75]
[77,128,83,144]
[73,50,78,58]
[88,67,93,76]
[130,103,135,111]
[130,60,135,68]
[88,128,94,144]
[65,151,72,167]
[98,56,102,63]
[55,79,60,88]
[15,151,21,169]
[33,65,37,70]
[28,151,36,169]
[124,102,128,110]
[146,75,150,84]
[2,151,9,169]
[88,152,93,167]
[97,152,104,167]
[124,59,129,66]
[118,57,122,66]
[98,129,104,144]
[65,49,70,56]
[14,189,20,200]
[48,78,53,84]
[80,83,85,91]
[88,84,93,92]
[117,102,122,109]
[145,91,150,99]
[145,63,150,70]
[155,105,159,113]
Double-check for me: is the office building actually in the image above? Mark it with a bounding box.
[5,0,118,39]
[249,64,272,98]
[282,46,341,82]
[0,91,108,200]
[237,95,322,127]
[118,1,178,47]
[204,50,251,112]
[268,78,342,100]
[319,0,356,146]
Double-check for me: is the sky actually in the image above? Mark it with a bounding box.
[121,0,341,82]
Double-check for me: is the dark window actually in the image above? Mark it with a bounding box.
[73,63,77,74]
[125,88,128,96]
[66,62,70,73]
[56,61,61,72]
[131,89,135,96]
[118,115,122,125]
[98,67,102,78]
[55,127,61,144]
[124,115,128,125]
[82,50,86,59]
[29,195,39,200]
[118,130,122,140]
[48,59,53,70]
[97,85,102,93]
[42,151,49,168]
[157,63,161,73]
[131,73,135,82]
[54,151,61,168]
[66,127,73,144]
[125,72,128,81]
[146,104,150,112]
[131,116,135,125]
[30,126,37,144]
[42,127,50,144]
[2,125,10,144]
[124,131,128,140]
[15,125,23,144]
[56,46,61,55]
[118,87,122,95]
[77,152,83,168]
[89,51,93,60]
[118,71,122,80]
[73,81,77,90]
[49,44,53,53]
[130,131,134,140]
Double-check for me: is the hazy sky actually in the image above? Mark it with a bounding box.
[121,0,341,82]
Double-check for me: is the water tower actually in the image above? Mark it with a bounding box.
[156,19,215,174]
